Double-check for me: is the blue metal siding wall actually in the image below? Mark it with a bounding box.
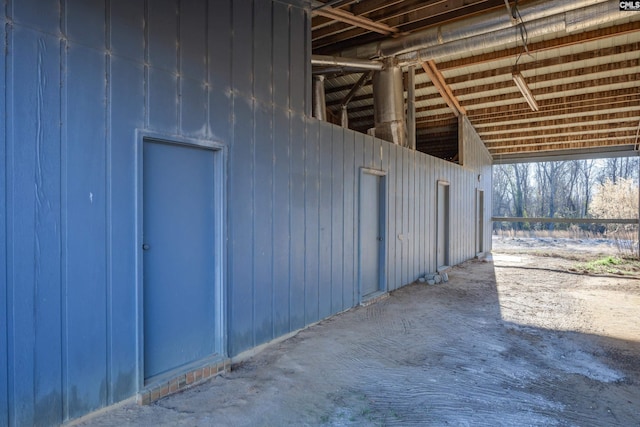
[1,9,7,427]
[0,0,494,424]
[1,0,312,423]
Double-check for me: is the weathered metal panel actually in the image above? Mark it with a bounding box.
[228,98,255,355]
[331,126,344,314]
[180,77,207,138]
[206,0,231,141]
[0,12,7,426]
[67,0,105,50]
[393,143,403,290]
[318,122,333,319]
[341,130,356,309]
[254,103,274,343]
[408,149,417,281]
[147,69,178,134]
[10,0,59,34]
[289,6,305,113]
[272,2,290,110]
[6,27,63,426]
[385,144,397,290]
[148,0,177,71]
[289,115,306,330]
[304,119,320,324]
[402,148,411,284]
[232,0,253,96]
[363,133,374,169]
[108,56,144,403]
[273,108,291,337]
[179,1,207,138]
[180,1,206,80]
[65,43,108,419]
[253,0,273,105]
[208,0,231,91]
[110,0,145,62]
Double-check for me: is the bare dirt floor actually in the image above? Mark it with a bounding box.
[77,237,640,426]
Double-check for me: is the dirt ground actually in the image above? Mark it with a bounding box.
[76,236,640,426]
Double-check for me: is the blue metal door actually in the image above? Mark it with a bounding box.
[143,140,216,380]
[360,172,383,298]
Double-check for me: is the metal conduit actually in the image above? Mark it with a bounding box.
[339,0,613,60]
[372,59,407,146]
[312,75,327,121]
[311,54,384,71]
[398,1,627,64]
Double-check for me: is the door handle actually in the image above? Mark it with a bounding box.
[142,243,150,251]
[377,237,383,241]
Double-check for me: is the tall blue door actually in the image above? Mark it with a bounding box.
[143,140,217,380]
[360,172,383,299]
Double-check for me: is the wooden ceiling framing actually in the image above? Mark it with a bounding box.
[313,0,640,162]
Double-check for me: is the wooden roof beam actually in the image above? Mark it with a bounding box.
[437,21,640,70]
[420,60,466,117]
[485,131,639,150]
[313,6,399,35]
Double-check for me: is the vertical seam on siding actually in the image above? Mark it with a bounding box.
[59,0,69,418]
[104,0,112,405]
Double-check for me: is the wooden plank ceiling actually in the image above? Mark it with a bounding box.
[313,0,640,162]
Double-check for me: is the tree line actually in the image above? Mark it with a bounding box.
[492,157,639,232]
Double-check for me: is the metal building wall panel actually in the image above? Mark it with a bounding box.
[341,130,356,309]
[110,0,145,62]
[289,6,305,113]
[6,27,63,426]
[289,116,306,330]
[272,2,290,110]
[208,0,231,92]
[179,1,206,81]
[331,126,344,314]
[253,103,275,344]
[393,143,403,290]
[318,122,333,319]
[408,149,417,281]
[180,77,207,138]
[209,86,231,142]
[67,0,106,50]
[228,98,255,355]
[0,11,7,426]
[109,56,144,403]
[304,119,320,324]
[353,132,365,295]
[253,0,273,105]
[29,32,64,426]
[363,133,374,169]
[402,148,410,284]
[273,108,291,337]
[418,153,427,277]
[147,69,178,135]
[65,43,108,419]
[385,145,397,291]
[148,0,178,71]
[207,0,231,140]
[10,0,59,35]
[232,0,253,96]
[179,0,207,138]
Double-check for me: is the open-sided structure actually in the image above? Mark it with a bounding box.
[1,0,637,424]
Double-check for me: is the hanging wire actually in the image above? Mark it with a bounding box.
[512,0,530,70]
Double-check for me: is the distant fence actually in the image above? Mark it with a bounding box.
[491,217,639,224]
